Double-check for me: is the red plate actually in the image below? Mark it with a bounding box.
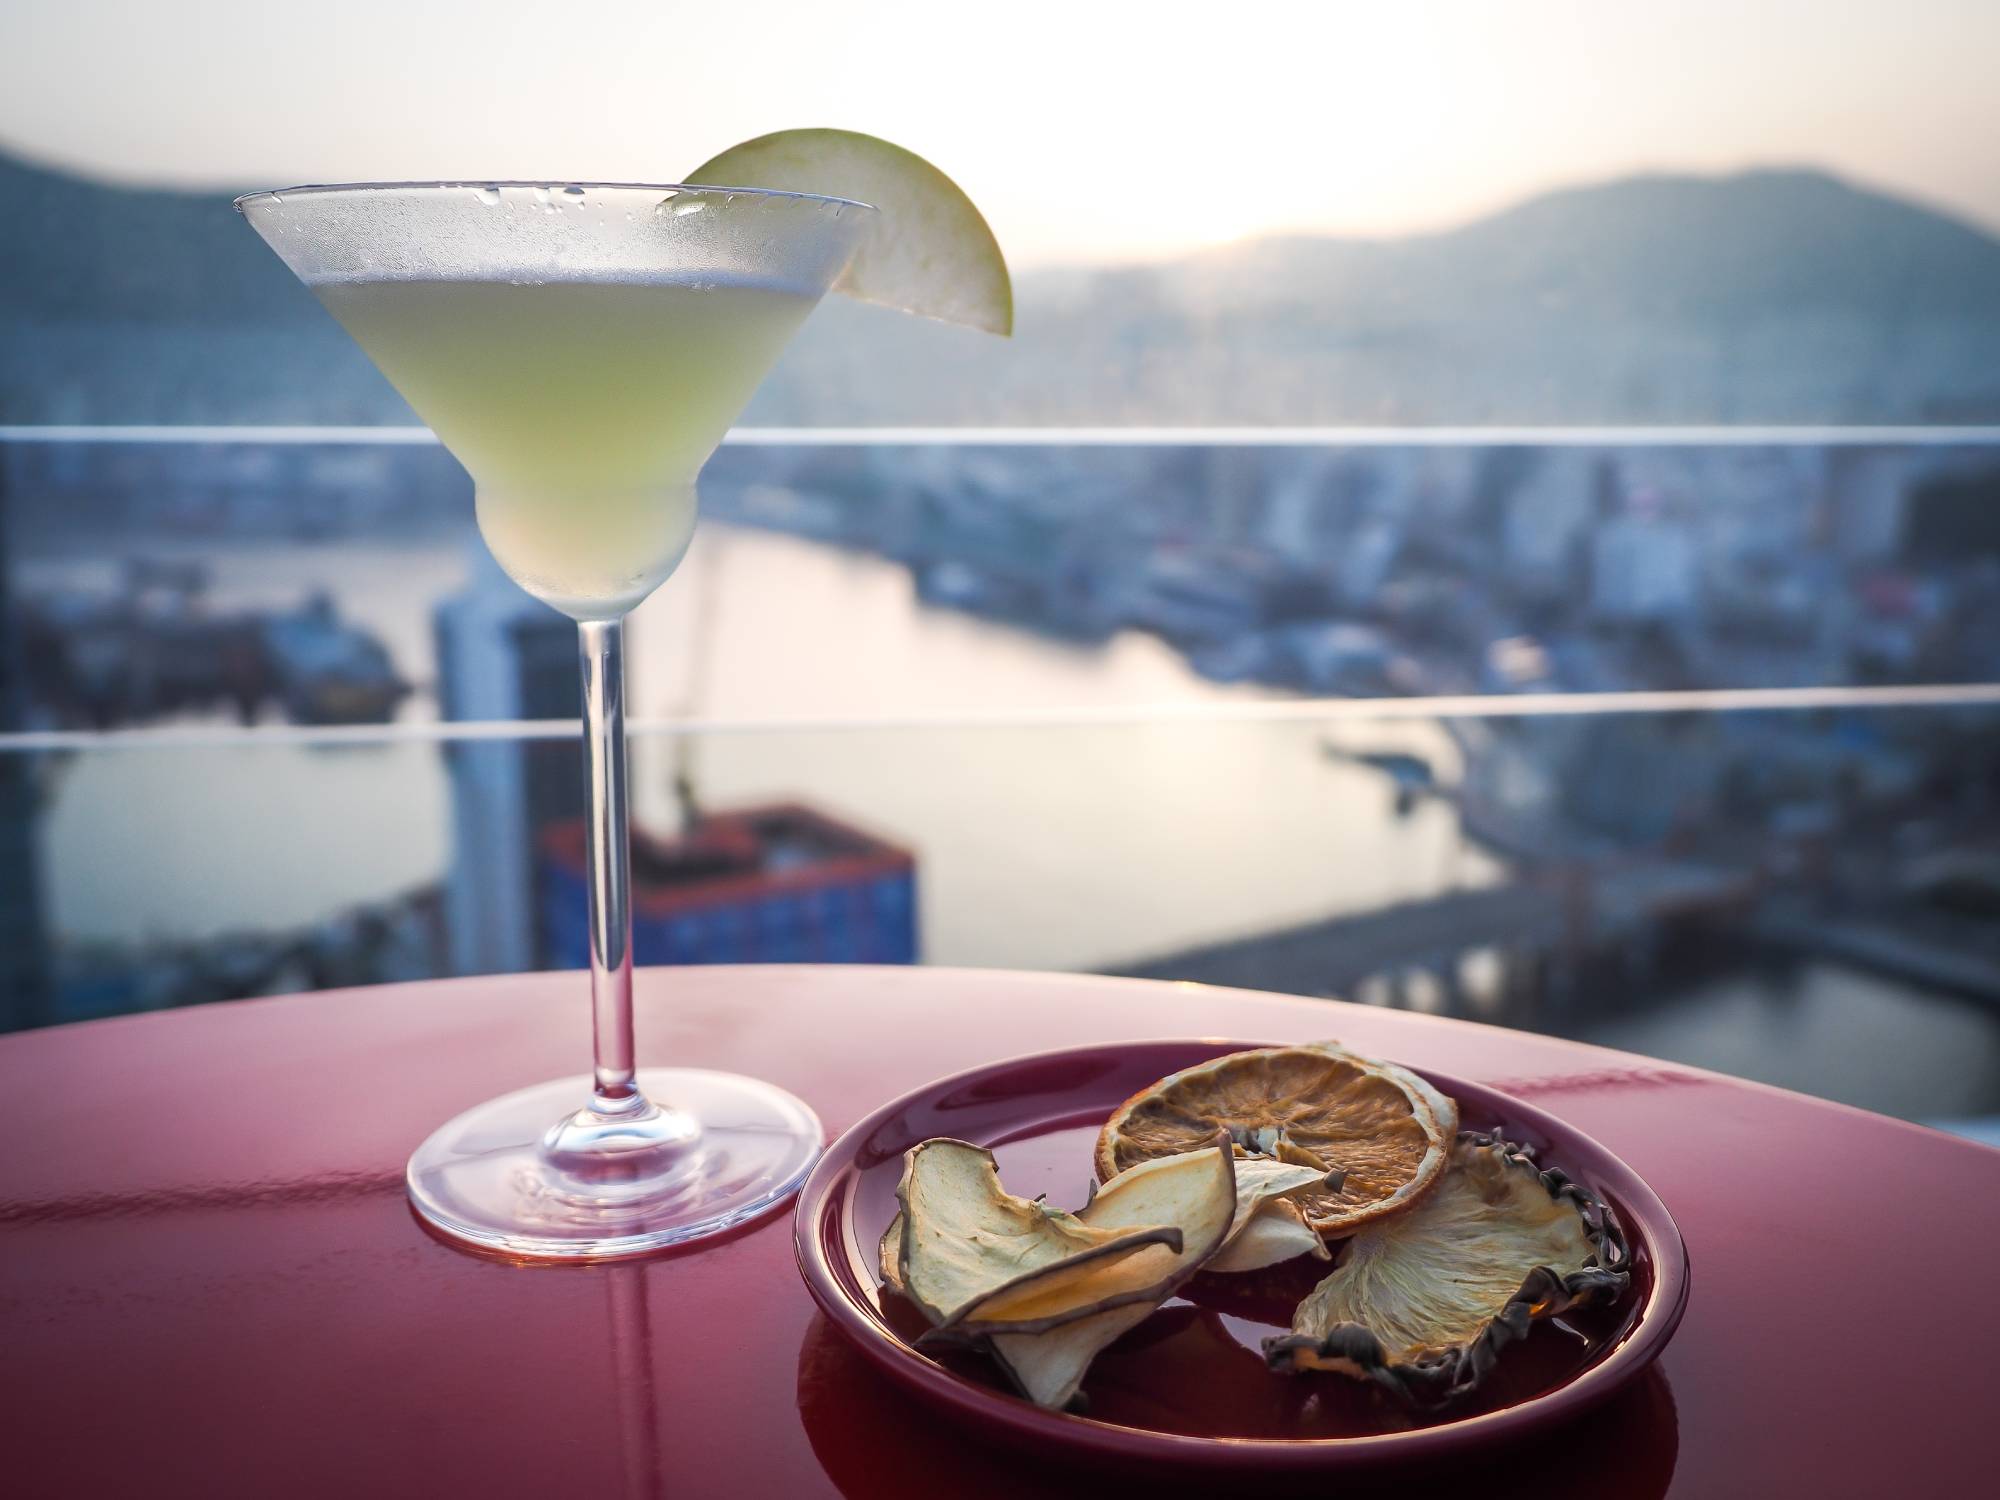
[793,1039,1690,1472]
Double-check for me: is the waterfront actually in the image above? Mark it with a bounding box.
[26,525,1490,971]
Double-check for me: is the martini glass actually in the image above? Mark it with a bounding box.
[238,181,874,1258]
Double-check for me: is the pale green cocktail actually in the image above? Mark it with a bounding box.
[238,135,1010,1260]
[317,274,816,617]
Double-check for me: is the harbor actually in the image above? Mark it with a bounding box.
[16,558,409,728]
[6,435,2000,1127]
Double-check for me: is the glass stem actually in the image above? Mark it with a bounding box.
[578,617,638,1109]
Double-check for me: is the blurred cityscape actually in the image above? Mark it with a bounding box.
[4,150,2000,1129]
[5,433,2000,1129]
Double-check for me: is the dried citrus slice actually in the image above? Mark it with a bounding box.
[1315,1041,1460,1139]
[1265,1134,1631,1407]
[1093,1044,1451,1235]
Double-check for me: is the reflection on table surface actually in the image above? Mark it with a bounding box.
[795,1312,1679,1499]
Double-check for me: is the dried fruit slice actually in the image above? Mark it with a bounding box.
[1094,1045,1451,1235]
[988,1302,1156,1411]
[1207,1197,1329,1274]
[1313,1040,1461,1139]
[891,1138,1182,1326]
[903,1150,1321,1302]
[1265,1134,1631,1407]
[1205,1157,1334,1275]
[969,1142,1245,1408]
[878,1213,906,1294]
[947,1140,1236,1335]
[1227,1154,1340,1211]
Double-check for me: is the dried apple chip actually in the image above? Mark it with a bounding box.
[1265,1133,1630,1406]
[962,1148,1326,1407]
[1225,1155,1339,1216]
[1204,1156,1335,1274]
[967,1141,1246,1408]
[890,1138,1183,1327]
[878,1212,906,1294]
[988,1301,1157,1410]
[1207,1196,1330,1274]
[946,1139,1236,1335]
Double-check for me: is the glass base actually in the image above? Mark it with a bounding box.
[406,1068,823,1260]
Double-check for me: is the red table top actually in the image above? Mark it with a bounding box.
[3,966,1995,1499]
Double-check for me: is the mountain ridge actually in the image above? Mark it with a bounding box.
[4,152,1999,423]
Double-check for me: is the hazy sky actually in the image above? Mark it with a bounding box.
[4,0,1997,267]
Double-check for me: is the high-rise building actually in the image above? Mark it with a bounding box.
[0,453,51,1029]
[433,545,580,976]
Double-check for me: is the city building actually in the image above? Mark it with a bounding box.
[0,462,49,1029]
[433,546,580,976]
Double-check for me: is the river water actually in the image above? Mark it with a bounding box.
[26,524,1488,972]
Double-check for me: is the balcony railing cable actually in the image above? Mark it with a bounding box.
[2,682,1999,755]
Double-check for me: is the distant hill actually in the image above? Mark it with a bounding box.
[4,153,1999,424]
[0,154,317,325]
[1177,170,2000,323]
[0,153,402,423]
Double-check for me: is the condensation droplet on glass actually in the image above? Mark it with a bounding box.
[672,199,705,217]
[474,186,502,207]
[562,185,585,197]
